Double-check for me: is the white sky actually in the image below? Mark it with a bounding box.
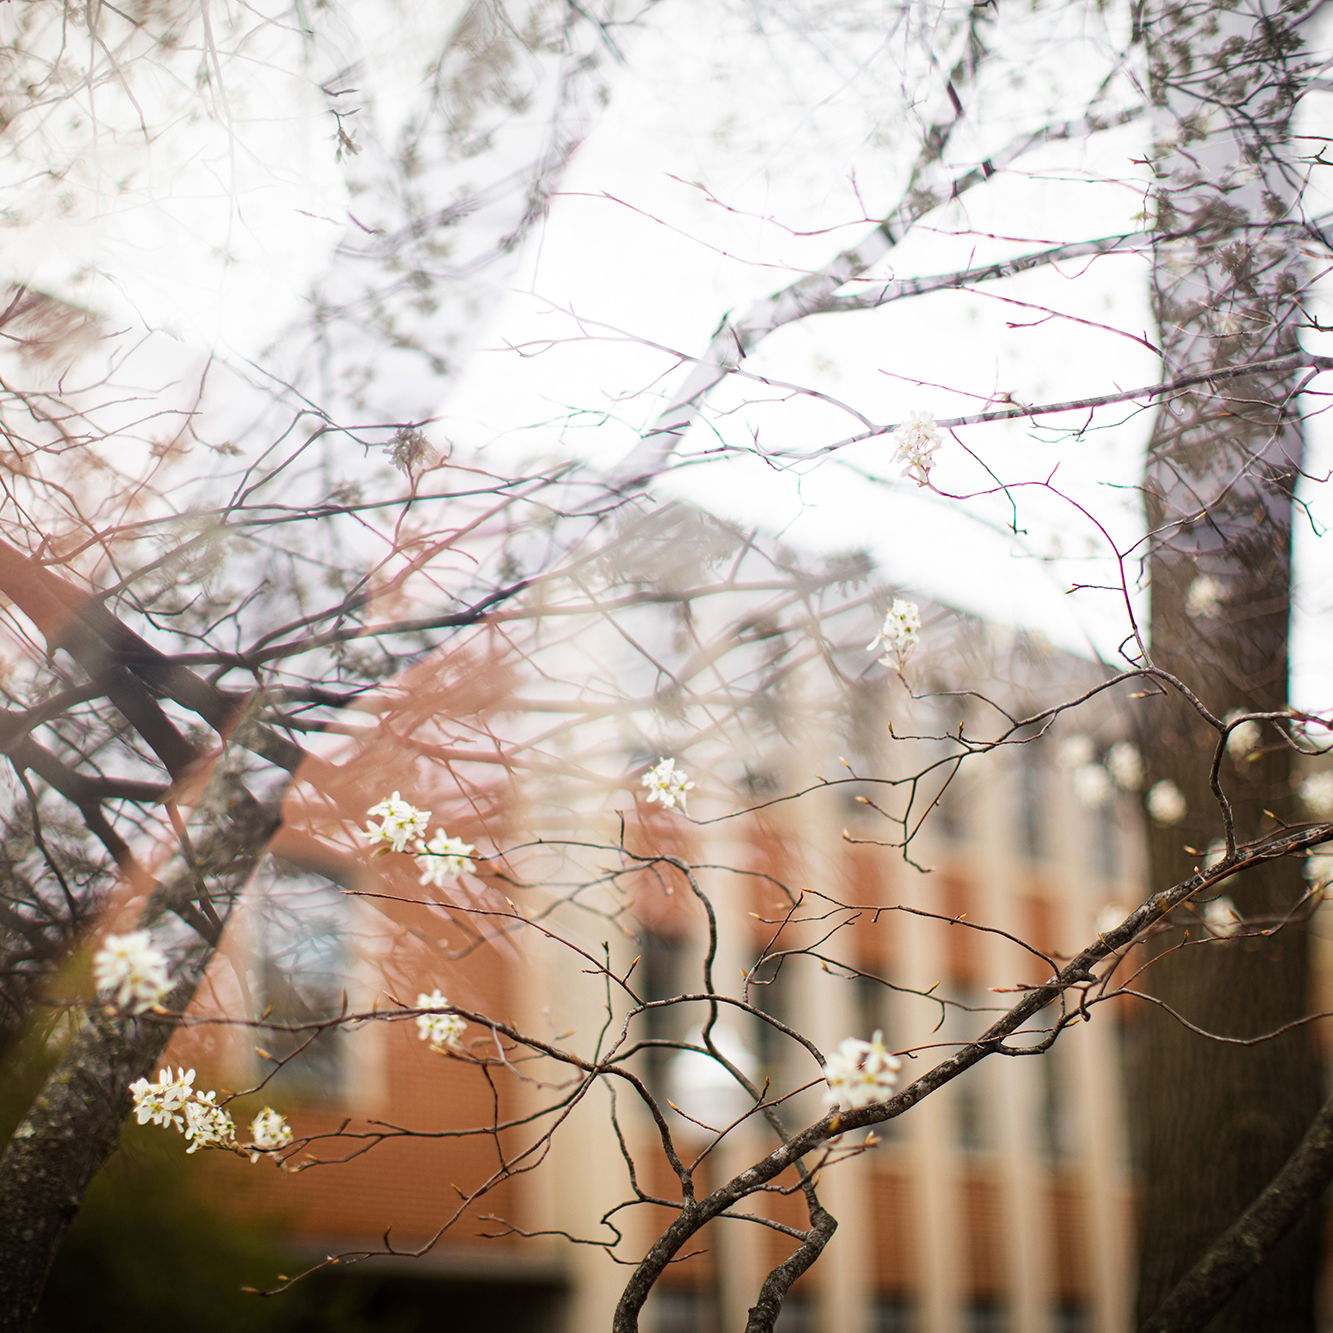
[4,0,1331,706]
[440,0,1333,704]
[0,2,347,354]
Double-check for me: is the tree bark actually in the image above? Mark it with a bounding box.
[0,769,281,1332]
[1133,1,1323,1326]
[1142,1084,1333,1332]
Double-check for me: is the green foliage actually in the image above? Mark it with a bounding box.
[32,1127,384,1333]
[4,1018,394,1333]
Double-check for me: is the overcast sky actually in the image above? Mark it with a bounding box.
[5,0,1332,705]
[438,0,1333,703]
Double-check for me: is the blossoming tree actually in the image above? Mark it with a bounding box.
[0,0,1332,1330]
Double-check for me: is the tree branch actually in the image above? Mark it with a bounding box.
[1140,1087,1333,1333]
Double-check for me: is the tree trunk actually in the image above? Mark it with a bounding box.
[0,771,280,1332]
[1133,1,1323,1326]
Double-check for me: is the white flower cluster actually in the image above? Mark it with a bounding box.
[1107,742,1144,792]
[890,410,942,487]
[1300,772,1333,820]
[249,1106,294,1162]
[641,757,694,813]
[1224,711,1261,762]
[182,1090,237,1154]
[363,791,431,853]
[1094,903,1125,937]
[1304,855,1333,889]
[415,988,467,1049]
[363,794,477,885]
[1185,574,1224,620]
[130,1069,234,1154]
[1072,764,1112,809]
[1056,735,1094,770]
[867,599,921,671]
[822,1030,903,1112]
[93,931,171,1013]
[1056,736,1144,809]
[1202,896,1241,939]
[1147,779,1187,826]
[130,1067,293,1161]
[417,833,476,887]
[130,1067,198,1129]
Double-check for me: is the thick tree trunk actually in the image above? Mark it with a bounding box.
[1133,1,1322,1326]
[1143,1083,1333,1332]
[0,771,280,1332]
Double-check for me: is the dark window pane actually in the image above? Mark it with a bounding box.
[967,1300,1009,1333]
[876,1295,917,1333]
[253,869,348,1101]
[647,1288,718,1333]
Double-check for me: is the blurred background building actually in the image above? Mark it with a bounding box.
[150,507,1152,1333]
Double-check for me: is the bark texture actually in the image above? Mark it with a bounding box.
[1134,1,1323,1326]
[0,772,280,1332]
[1143,1085,1333,1332]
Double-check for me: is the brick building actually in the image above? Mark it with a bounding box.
[180,512,1144,1333]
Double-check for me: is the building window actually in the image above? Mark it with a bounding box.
[856,971,901,1139]
[750,951,797,1087]
[1041,1037,1077,1161]
[252,868,349,1101]
[1094,799,1120,882]
[641,930,690,1009]
[1018,742,1046,861]
[967,1299,1009,1333]
[1054,1302,1090,1333]
[846,677,884,761]
[841,779,881,828]
[951,992,991,1152]
[773,1295,813,1331]
[933,764,965,843]
[855,969,895,1042]
[957,1076,992,1153]
[932,694,969,843]
[876,1294,917,1333]
[647,1287,718,1333]
[637,930,691,1099]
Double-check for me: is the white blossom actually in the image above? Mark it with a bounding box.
[415,988,466,1048]
[94,930,171,1013]
[867,599,921,669]
[1202,896,1241,939]
[1106,742,1144,792]
[130,1067,196,1130]
[822,1030,902,1112]
[890,410,942,487]
[363,792,431,853]
[1147,779,1186,826]
[1224,711,1261,762]
[248,1107,293,1162]
[1185,574,1224,620]
[1300,772,1333,820]
[1304,855,1333,889]
[416,831,476,885]
[182,1090,236,1154]
[130,1067,238,1153]
[1072,764,1112,809]
[641,757,694,812]
[1055,734,1095,771]
[1203,839,1228,871]
[1094,904,1124,937]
